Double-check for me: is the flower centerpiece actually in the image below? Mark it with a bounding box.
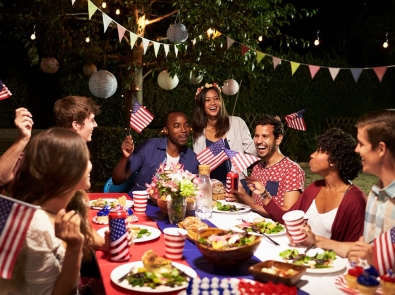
[146,163,200,224]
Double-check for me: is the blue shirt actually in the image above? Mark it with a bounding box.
[127,138,199,193]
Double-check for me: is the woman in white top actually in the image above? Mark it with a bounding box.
[0,128,93,295]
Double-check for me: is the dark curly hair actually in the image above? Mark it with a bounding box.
[317,128,362,182]
[254,114,284,139]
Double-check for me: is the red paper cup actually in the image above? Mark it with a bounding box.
[133,190,148,214]
[163,228,188,260]
[283,210,306,243]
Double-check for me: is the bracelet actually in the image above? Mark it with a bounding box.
[259,190,270,200]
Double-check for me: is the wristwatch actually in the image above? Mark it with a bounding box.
[259,190,270,199]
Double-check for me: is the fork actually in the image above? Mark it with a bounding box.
[304,244,315,255]
[117,267,136,283]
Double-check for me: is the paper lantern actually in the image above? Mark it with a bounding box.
[167,23,188,43]
[222,79,239,96]
[89,70,117,98]
[83,63,97,77]
[41,57,59,74]
[190,71,203,85]
[158,70,179,90]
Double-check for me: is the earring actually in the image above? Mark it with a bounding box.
[330,163,334,167]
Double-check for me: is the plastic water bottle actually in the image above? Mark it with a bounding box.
[195,165,213,219]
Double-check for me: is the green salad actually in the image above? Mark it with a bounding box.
[238,220,284,235]
[127,267,188,289]
[279,248,337,268]
[215,202,239,212]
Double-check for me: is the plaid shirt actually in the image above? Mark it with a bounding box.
[364,179,395,242]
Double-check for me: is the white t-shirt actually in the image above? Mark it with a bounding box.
[166,153,180,167]
[306,199,338,239]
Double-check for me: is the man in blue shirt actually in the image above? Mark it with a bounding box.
[112,111,199,194]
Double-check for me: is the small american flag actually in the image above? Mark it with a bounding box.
[109,218,130,261]
[0,80,12,101]
[129,100,154,133]
[284,109,306,131]
[196,139,229,171]
[224,149,260,173]
[374,227,395,275]
[0,194,37,279]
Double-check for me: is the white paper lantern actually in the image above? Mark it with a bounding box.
[41,57,59,74]
[189,71,203,85]
[222,79,239,96]
[89,70,117,98]
[83,63,97,77]
[167,23,188,43]
[158,70,179,90]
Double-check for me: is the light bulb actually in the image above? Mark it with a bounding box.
[314,39,320,46]
[102,2,106,8]
[31,33,36,40]
[116,9,120,15]
[207,28,214,36]
[258,35,263,42]
[145,19,149,24]
[383,41,389,48]
[85,36,90,43]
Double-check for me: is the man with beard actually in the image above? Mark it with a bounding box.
[112,111,199,194]
[227,114,305,215]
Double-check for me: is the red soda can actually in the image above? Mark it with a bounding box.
[226,171,239,193]
[109,210,131,262]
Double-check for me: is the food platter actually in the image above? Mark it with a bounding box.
[97,225,161,243]
[89,198,134,210]
[110,261,197,293]
[212,200,251,214]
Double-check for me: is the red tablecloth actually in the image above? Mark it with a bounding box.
[88,193,187,295]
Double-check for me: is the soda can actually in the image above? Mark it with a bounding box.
[109,210,131,262]
[226,171,239,193]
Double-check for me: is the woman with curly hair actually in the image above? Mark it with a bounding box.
[248,128,366,242]
[192,83,256,190]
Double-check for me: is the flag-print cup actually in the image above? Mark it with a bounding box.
[133,190,148,214]
[163,228,188,260]
[109,211,131,262]
[283,210,307,243]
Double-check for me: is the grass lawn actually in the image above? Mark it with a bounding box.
[298,162,377,196]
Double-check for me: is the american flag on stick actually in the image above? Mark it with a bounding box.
[129,100,154,133]
[109,218,131,261]
[0,194,38,279]
[196,139,228,171]
[0,80,12,101]
[284,109,306,131]
[374,227,395,275]
[224,149,260,173]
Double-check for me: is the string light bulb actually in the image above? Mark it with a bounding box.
[207,28,214,37]
[116,8,120,15]
[383,32,389,48]
[30,25,36,40]
[314,30,320,46]
[102,2,106,8]
[85,36,90,43]
[145,19,149,24]
[258,35,263,42]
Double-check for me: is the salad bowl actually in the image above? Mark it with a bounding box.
[195,228,262,268]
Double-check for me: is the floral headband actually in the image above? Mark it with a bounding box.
[195,83,221,99]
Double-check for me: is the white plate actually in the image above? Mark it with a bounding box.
[212,200,251,214]
[110,261,197,293]
[90,198,134,210]
[97,224,161,243]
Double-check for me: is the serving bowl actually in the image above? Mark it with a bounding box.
[249,260,306,286]
[195,228,262,268]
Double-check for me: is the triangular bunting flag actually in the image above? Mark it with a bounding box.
[350,68,363,83]
[72,0,76,5]
[328,68,340,81]
[241,45,250,56]
[273,57,282,70]
[88,0,97,20]
[174,45,179,57]
[153,42,161,57]
[227,37,235,49]
[290,62,300,75]
[102,13,112,33]
[142,38,150,54]
[164,44,170,57]
[117,24,126,43]
[309,65,321,79]
[373,66,387,82]
[256,51,266,64]
[129,32,138,48]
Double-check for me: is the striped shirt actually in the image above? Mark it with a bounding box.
[364,180,395,243]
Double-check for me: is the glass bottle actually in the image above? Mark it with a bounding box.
[195,165,212,219]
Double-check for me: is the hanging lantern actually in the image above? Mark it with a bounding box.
[158,70,179,90]
[222,79,239,96]
[167,23,188,43]
[189,71,203,85]
[88,70,117,98]
[83,63,97,77]
[40,57,59,74]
